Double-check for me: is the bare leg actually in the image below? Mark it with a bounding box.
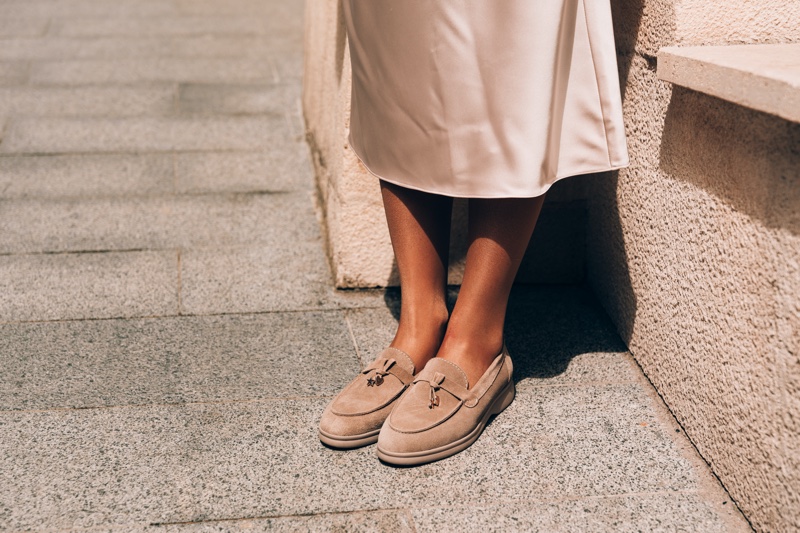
[437,194,546,387]
[380,180,453,371]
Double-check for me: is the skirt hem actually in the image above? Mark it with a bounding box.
[348,139,630,199]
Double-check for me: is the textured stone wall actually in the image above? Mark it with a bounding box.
[588,1,800,531]
[303,1,397,287]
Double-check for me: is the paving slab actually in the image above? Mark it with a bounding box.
[146,510,415,532]
[410,493,739,533]
[167,3,304,50]
[0,38,87,61]
[0,153,173,200]
[0,61,29,85]
[0,17,48,38]
[505,286,637,384]
[52,16,269,38]
[0,36,288,61]
[0,0,56,20]
[0,311,358,411]
[28,58,277,86]
[173,0,305,19]
[176,83,298,116]
[0,250,177,322]
[158,35,295,59]
[0,192,319,254]
[154,32,294,61]
[174,149,312,194]
[93,35,294,60]
[1,116,292,154]
[179,244,337,315]
[0,386,700,531]
[331,287,400,312]
[344,307,398,369]
[0,85,175,118]
[180,242,389,316]
[161,34,300,58]
[0,0,176,19]
[270,52,304,83]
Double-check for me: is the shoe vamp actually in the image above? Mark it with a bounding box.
[388,383,466,433]
[320,401,393,437]
[331,374,406,416]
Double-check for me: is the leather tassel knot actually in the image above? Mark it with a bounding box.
[366,358,395,387]
[428,372,445,409]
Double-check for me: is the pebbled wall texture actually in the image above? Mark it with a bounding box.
[592,1,800,531]
[302,2,395,288]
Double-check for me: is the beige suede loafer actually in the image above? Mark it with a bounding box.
[319,347,416,449]
[376,345,515,465]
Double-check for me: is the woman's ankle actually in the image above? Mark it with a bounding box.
[390,306,449,371]
[435,328,504,388]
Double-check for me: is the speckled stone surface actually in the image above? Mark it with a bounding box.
[410,493,738,533]
[179,243,336,315]
[0,154,174,200]
[102,510,414,532]
[51,16,269,38]
[0,17,48,38]
[176,83,297,116]
[174,150,312,195]
[1,1,176,19]
[0,311,358,410]
[0,192,320,254]
[0,61,28,85]
[0,385,701,531]
[505,286,638,386]
[28,58,279,86]
[180,245,387,315]
[345,306,399,369]
[165,511,414,532]
[0,35,282,61]
[0,85,174,117]
[1,116,292,154]
[0,251,178,322]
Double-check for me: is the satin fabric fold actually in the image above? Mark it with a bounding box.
[342,0,629,198]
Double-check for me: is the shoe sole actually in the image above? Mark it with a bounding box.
[319,427,381,449]
[375,380,515,466]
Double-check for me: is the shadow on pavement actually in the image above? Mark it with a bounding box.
[383,283,627,383]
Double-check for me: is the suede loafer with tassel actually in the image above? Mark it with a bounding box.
[319,347,416,449]
[376,345,515,465]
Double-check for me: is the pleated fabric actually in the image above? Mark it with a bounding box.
[342,0,630,198]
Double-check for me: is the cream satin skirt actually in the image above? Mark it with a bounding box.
[342,0,630,198]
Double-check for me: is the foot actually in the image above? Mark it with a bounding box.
[319,347,417,449]
[376,344,515,465]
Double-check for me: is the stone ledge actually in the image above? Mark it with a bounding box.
[657,43,800,123]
